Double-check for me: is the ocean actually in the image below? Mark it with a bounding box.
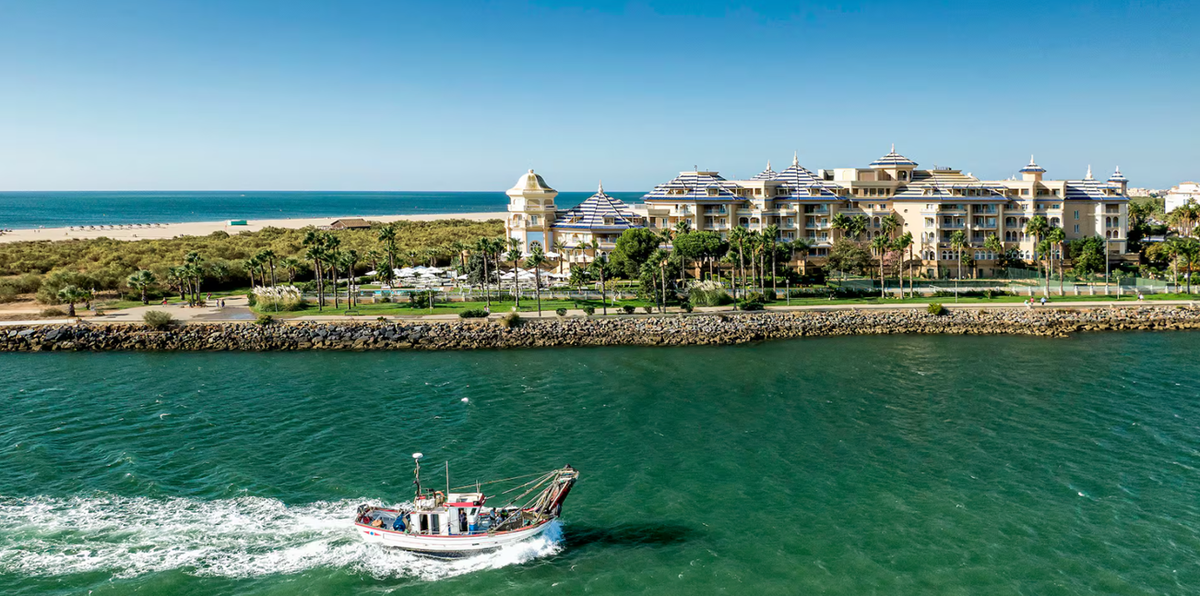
[2,332,1199,594]
[0,191,646,229]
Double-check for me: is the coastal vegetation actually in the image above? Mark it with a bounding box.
[4,203,1200,318]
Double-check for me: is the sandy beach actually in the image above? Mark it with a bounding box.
[0,212,507,244]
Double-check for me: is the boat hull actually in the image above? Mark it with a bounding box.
[355,518,555,557]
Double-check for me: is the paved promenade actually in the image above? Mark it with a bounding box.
[2,297,1195,326]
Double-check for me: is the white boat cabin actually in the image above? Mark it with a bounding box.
[362,491,517,537]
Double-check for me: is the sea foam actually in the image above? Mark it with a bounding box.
[0,494,561,580]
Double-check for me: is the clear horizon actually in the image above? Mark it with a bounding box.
[1,0,1196,191]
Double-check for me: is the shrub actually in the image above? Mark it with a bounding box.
[583,306,596,315]
[498,312,523,328]
[253,286,303,311]
[246,292,257,307]
[40,307,67,318]
[621,305,635,314]
[682,302,694,313]
[409,291,434,309]
[738,300,764,311]
[764,289,777,302]
[123,289,166,302]
[255,313,275,326]
[0,284,17,303]
[459,308,489,318]
[555,308,567,316]
[745,292,767,304]
[927,303,948,316]
[376,316,387,322]
[688,281,734,306]
[142,310,175,330]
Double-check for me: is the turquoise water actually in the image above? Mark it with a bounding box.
[0,191,645,229]
[2,333,1199,595]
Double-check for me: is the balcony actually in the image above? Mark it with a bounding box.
[939,223,966,229]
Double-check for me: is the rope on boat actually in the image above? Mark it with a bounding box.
[449,470,552,491]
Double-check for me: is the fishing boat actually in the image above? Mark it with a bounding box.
[354,453,579,557]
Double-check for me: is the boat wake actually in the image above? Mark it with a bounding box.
[0,494,562,580]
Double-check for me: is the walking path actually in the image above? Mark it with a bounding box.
[3,297,1194,326]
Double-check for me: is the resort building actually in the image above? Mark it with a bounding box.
[505,149,1132,278]
[1165,182,1200,213]
[506,169,645,264]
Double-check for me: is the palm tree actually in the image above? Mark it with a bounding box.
[126,270,157,305]
[506,238,523,308]
[764,224,780,297]
[474,237,492,308]
[551,239,568,274]
[728,227,748,300]
[377,224,398,276]
[449,241,467,273]
[323,235,343,309]
[184,252,204,304]
[949,230,967,302]
[849,214,869,241]
[588,251,609,315]
[279,257,300,285]
[747,229,763,292]
[244,255,260,288]
[1164,237,1184,293]
[57,284,91,317]
[1024,215,1051,296]
[870,235,891,298]
[343,249,359,309]
[791,237,812,278]
[880,213,901,241]
[1180,238,1200,294]
[984,233,1005,281]
[256,249,278,287]
[1047,227,1066,295]
[166,266,188,301]
[830,212,851,242]
[304,246,325,311]
[525,243,547,316]
[894,232,914,298]
[303,231,327,310]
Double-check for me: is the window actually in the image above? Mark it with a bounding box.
[1074,210,1079,220]
[1074,224,1080,233]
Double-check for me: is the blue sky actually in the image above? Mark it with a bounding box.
[0,0,1196,191]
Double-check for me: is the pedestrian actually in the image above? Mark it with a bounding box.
[1040,296,1047,306]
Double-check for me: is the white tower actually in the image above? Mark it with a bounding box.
[505,169,559,254]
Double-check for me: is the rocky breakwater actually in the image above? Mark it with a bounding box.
[3,306,1200,352]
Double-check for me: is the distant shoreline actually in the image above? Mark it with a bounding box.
[0,190,645,230]
[0,212,507,244]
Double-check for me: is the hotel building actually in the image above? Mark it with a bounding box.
[506,149,1131,277]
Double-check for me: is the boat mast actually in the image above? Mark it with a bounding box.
[445,461,450,498]
[412,452,423,500]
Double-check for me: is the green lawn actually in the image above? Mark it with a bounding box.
[254,297,658,318]
[97,287,252,311]
[765,292,1196,307]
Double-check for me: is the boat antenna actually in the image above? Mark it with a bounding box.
[445,461,450,499]
[412,452,424,500]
